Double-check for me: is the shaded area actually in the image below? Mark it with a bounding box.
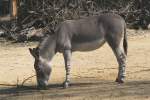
[0,80,150,100]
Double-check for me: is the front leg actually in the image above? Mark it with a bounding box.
[63,49,72,88]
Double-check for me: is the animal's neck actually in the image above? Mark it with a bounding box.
[39,35,56,61]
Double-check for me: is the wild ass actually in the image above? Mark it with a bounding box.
[29,13,128,89]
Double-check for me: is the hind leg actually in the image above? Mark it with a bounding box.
[113,47,126,83]
[107,36,126,83]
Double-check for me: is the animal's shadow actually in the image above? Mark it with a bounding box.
[1,80,150,100]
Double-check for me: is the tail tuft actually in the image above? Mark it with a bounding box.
[123,23,128,55]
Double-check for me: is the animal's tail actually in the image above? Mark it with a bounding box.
[123,23,128,55]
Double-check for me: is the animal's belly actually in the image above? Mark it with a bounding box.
[72,39,105,51]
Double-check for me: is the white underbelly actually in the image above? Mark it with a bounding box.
[72,39,105,51]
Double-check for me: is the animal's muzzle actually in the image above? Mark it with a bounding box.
[37,80,48,89]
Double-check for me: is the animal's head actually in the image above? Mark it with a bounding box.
[29,48,51,88]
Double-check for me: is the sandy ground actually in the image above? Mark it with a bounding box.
[0,29,150,100]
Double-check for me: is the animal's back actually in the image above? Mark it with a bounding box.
[55,13,125,51]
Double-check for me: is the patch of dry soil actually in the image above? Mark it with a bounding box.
[0,29,150,100]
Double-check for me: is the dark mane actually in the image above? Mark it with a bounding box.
[38,35,50,51]
[38,34,56,60]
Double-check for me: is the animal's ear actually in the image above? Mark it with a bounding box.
[29,48,38,58]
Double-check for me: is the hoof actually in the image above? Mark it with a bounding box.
[63,82,70,88]
[115,78,124,84]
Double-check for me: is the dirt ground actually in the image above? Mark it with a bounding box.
[0,29,150,100]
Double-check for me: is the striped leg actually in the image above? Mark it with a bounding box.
[63,50,72,88]
[107,35,127,83]
[114,47,126,83]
